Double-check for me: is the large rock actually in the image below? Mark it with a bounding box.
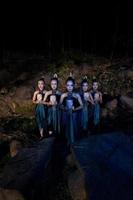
[0,82,34,117]
[14,86,34,101]
[120,95,133,109]
[0,99,12,117]
[106,99,118,110]
[0,188,25,200]
[118,69,133,80]
[0,137,54,197]
[70,132,133,200]
[9,139,23,157]
[126,69,133,80]
[0,96,34,117]
[67,153,87,200]
[101,98,118,119]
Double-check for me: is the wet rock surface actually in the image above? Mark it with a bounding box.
[71,132,133,200]
[0,138,54,198]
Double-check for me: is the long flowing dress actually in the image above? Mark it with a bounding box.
[91,91,101,125]
[80,92,89,131]
[46,91,61,134]
[61,93,80,144]
[35,91,47,131]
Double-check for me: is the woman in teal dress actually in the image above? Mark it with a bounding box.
[44,74,61,136]
[32,78,47,138]
[90,80,103,126]
[60,75,83,144]
[80,77,94,134]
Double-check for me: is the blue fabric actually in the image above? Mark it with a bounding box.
[81,103,89,131]
[94,103,100,125]
[62,110,78,144]
[48,106,60,134]
[35,104,46,130]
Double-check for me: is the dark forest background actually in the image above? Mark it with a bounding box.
[2,1,133,58]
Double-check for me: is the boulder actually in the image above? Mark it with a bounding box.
[106,99,118,111]
[0,99,12,117]
[67,153,87,200]
[71,132,133,200]
[9,139,23,157]
[120,95,133,109]
[0,188,25,200]
[117,68,133,80]
[101,99,118,119]
[15,86,34,101]
[0,137,55,197]
[126,69,133,80]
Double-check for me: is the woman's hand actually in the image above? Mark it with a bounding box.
[47,101,53,106]
[49,101,57,106]
[35,100,41,104]
[72,106,75,111]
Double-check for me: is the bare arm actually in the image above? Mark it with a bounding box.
[88,93,95,105]
[32,91,39,104]
[43,91,49,102]
[99,92,103,104]
[60,93,72,110]
[59,93,67,110]
[43,91,53,106]
[60,93,66,104]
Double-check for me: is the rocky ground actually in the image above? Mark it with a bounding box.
[1,52,133,135]
[1,52,133,117]
[0,51,133,199]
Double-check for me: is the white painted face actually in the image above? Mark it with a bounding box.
[38,80,44,91]
[66,80,74,93]
[50,95,57,105]
[51,80,58,90]
[93,82,98,91]
[82,82,88,92]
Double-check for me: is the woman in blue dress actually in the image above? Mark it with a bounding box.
[60,75,83,144]
[90,80,103,127]
[80,77,94,134]
[32,78,47,138]
[43,74,61,136]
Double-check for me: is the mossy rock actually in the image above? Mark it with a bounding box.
[15,101,35,116]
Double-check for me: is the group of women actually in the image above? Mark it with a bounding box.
[32,74,102,144]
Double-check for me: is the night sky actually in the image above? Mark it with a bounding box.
[3,1,133,56]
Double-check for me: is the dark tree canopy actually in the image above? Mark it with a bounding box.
[3,1,133,57]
